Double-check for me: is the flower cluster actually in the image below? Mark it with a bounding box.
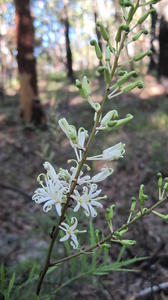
[32,118,125,248]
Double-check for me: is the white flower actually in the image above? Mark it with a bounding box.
[32,173,66,216]
[72,184,106,217]
[87,142,125,161]
[43,162,58,182]
[59,163,91,188]
[70,166,91,186]
[59,217,86,249]
[91,168,113,183]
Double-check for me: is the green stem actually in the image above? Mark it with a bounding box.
[49,195,167,268]
[36,2,140,295]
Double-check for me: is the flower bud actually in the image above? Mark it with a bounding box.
[58,118,77,143]
[90,39,102,60]
[163,182,168,193]
[96,21,109,41]
[103,243,111,249]
[127,5,135,23]
[81,76,91,98]
[105,46,111,62]
[97,66,105,73]
[104,67,111,84]
[101,110,118,127]
[120,239,136,246]
[139,184,148,211]
[119,0,132,7]
[115,227,128,238]
[157,172,163,189]
[118,70,127,76]
[130,197,136,213]
[123,80,144,92]
[117,71,137,87]
[115,25,130,43]
[133,50,152,62]
[75,79,82,89]
[108,113,133,128]
[105,204,115,222]
[132,29,148,41]
[137,9,156,25]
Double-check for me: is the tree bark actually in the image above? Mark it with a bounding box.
[148,8,158,72]
[62,0,74,81]
[14,0,45,124]
[158,16,168,78]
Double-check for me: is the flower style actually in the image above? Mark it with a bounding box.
[72,184,106,217]
[32,170,67,216]
[87,142,125,161]
[59,217,86,249]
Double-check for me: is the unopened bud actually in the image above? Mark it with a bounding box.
[119,0,132,7]
[105,204,115,222]
[130,197,136,213]
[97,66,105,73]
[101,110,118,127]
[118,70,127,76]
[132,29,148,41]
[133,50,152,62]
[157,172,163,189]
[90,39,102,60]
[120,239,136,246]
[104,67,111,84]
[123,80,144,92]
[117,71,137,87]
[115,25,130,43]
[108,113,133,128]
[127,5,135,23]
[81,76,91,98]
[97,21,109,41]
[105,46,111,62]
[137,9,156,25]
[76,79,82,88]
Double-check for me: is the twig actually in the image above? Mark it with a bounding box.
[0,183,31,200]
[135,282,168,300]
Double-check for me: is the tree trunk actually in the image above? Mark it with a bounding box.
[14,0,45,124]
[148,8,158,72]
[63,0,74,81]
[158,16,168,78]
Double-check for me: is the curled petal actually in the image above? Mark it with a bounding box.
[70,234,78,249]
[88,204,97,217]
[56,203,62,216]
[70,217,78,231]
[43,200,55,212]
[73,201,81,212]
[60,233,70,242]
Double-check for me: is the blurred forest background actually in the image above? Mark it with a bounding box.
[0,0,168,299]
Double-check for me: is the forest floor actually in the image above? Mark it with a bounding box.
[0,73,168,300]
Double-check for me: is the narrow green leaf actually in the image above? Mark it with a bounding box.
[0,263,5,292]
[6,273,15,300]
[117,245,126,262]
[28,262,37,280]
